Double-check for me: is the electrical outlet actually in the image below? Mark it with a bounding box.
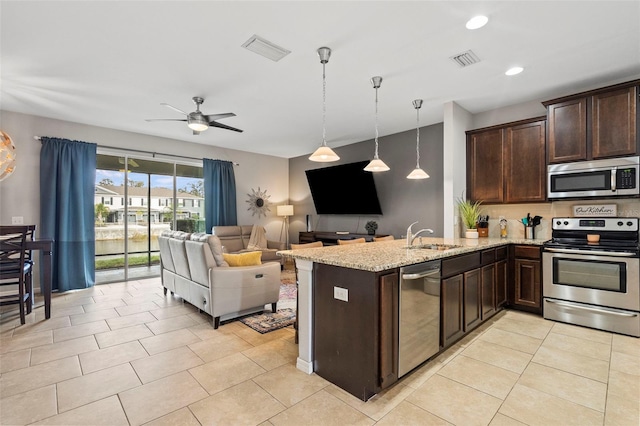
[333,286,348,302]
[11,216,24,225]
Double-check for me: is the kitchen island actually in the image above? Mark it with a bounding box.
[278,236,546,400]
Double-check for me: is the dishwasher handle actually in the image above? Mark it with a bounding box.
[402,268,440,280]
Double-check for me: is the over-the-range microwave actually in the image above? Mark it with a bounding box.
[547,156,639,199]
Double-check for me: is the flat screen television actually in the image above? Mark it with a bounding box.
[305,161,383,215]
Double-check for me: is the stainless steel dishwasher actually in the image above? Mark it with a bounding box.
[398,260,441,377]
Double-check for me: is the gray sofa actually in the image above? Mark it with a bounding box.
[211,225,285,266]
[158,230,281,328]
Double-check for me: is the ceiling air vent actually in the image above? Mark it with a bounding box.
[450,50,480,68]
[242,35,291,62]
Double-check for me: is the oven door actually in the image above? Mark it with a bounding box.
[543,250,639,311]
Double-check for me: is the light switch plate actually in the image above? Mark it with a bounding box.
[333,286,348,302]
[11,216,24,225]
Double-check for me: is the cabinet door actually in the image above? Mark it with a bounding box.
[514,259,542,312]
[547,98,588,163]
[592,86,638,159]
[467,129,504,203]
[505,120,547,202]
[463,269,482,331]
[481,264,496,319]
[494,259,508,308]
[441,274,464,348]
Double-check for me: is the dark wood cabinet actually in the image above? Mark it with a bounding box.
[441,274,464,348]
[544,81,639,163]
[313,264,399,401]
[467,117,547,204]
[464,269,482,331]
[495,259,508,308]
[481,264,496,319]
[467,128,504,203]
[509,245,542,314]
[505,120,547,203]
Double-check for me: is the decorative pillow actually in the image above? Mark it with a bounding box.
[222,251,262,267]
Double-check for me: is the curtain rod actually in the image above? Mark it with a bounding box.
[33,136,239,166]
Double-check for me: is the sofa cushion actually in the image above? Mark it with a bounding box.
[211,226,245,253]
[190,233,229,267]
[158,230,176,272]
[222,251,262,267]
[168,232,192,279]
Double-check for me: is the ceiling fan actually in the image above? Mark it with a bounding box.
[146,96,243,135]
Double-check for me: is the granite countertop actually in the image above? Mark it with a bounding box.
[278,237,547,272]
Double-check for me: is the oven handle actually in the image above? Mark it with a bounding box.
[545,299,638,317]
[611,166,617,192]
[544,247,636,257]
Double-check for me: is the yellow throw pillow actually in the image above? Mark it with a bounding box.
[222,251,262,267]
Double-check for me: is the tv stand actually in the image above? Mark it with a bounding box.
[299,231,388,246]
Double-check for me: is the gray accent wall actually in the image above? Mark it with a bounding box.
[289,123,444,242]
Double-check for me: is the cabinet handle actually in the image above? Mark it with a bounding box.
[611,167,617,191]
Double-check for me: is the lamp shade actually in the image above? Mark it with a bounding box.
[277,205,294,217]
[364,158,390,172]
[309,146,340,162]
[407,167,430,179]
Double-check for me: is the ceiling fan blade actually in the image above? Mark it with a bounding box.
[205,113,236,121]
[160,103,188,115]
[210,121,244,133]
[145,118,187,122]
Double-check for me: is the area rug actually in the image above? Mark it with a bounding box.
[239,269,297,334]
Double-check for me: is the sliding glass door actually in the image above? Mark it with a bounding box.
[95,154,203,284]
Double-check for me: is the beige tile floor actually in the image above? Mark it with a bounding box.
[1,276,639,426]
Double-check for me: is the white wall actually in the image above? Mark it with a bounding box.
[0,110,289,243]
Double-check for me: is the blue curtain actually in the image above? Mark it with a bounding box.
[40,138,97,291]
[204,159,237,231]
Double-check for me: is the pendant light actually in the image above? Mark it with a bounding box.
[364,76,390,172]
[407,99,430,179]
[309,47,340,162]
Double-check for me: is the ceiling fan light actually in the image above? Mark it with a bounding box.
[309,145,340,162]
[364,158,390,172]
[407,168,430,179]
[187,116,209,132]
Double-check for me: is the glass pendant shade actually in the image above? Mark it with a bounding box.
[309,145,340,162]
[407,167,430,179]
[365,76,389,172]
[364,158,390,172]
[309,46,340,163]
[407,99,429,179]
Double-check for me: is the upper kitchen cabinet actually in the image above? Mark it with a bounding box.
[467,117,546,204]
[544,80,639,164]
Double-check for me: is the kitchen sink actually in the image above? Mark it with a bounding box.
[405,244,461,251]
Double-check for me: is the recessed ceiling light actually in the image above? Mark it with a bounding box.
[505,66,524,76]
[466,15,488,30]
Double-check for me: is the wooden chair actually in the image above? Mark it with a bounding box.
[373,235,394,242]
[290,241,323,343]
[0,225,36,324]
[337,237,366,245]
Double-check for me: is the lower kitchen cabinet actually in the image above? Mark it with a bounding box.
[510,245,542,314]
[481,263,496,319]
[441,274,464,348]
[464,269,482,331]
[313,263,398,401]
[495,259,508,308]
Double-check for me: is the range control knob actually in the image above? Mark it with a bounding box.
[627,221,633,227]
[556,221,561,225]
[618,221,624,226]
[563,221,569,225]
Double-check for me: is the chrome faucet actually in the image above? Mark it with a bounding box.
[406,221,434,246]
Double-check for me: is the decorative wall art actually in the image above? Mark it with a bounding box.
[246,187,271,218]
[0,130,17,181]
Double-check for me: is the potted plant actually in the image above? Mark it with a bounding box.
[365,221,378,235]
[457,196,482,239]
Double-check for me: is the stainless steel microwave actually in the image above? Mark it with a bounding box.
[547,156,639,199]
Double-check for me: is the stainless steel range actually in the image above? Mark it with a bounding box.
[543,217,640,337]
